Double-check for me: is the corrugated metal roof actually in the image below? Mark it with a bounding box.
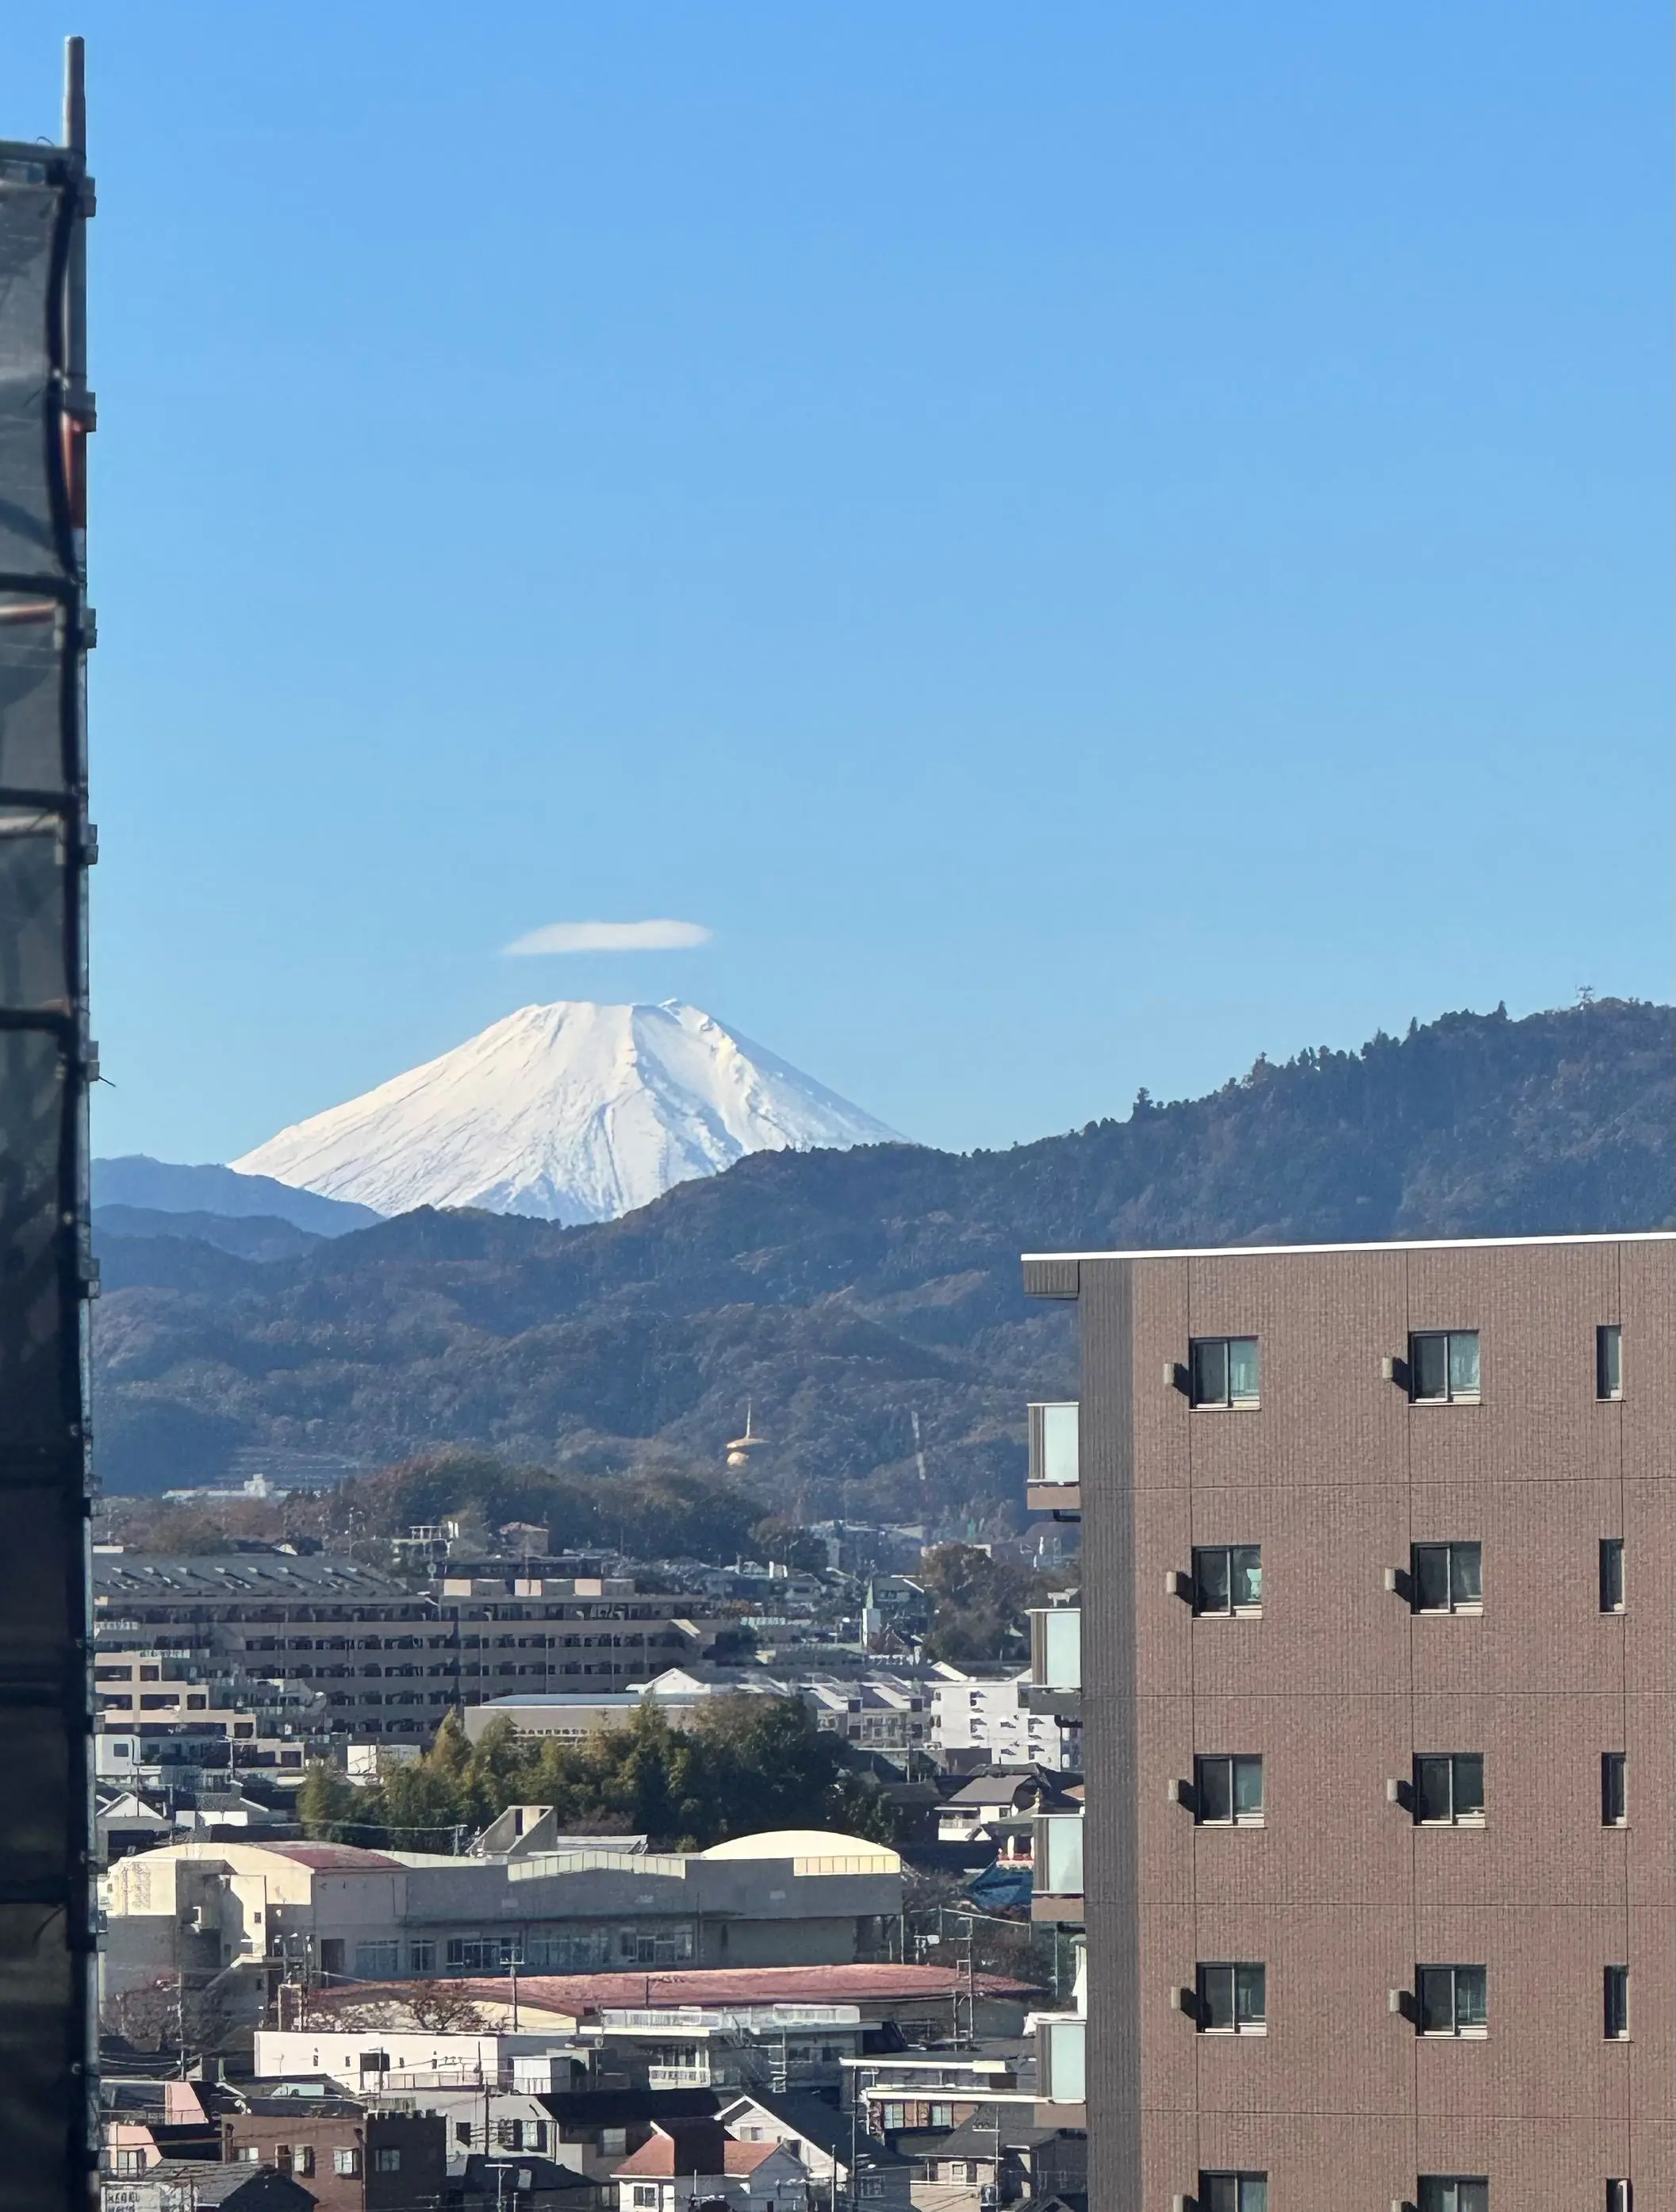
[451,1962,1037,2013]
[259,1842,401,1872]
[94,1554,409,1598]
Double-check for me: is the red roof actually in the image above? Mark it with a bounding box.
[451,1962,1037,2014]
[259,1842,401,1872]
[613,2130,783,2179]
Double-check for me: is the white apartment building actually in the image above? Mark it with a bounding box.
[928,1666,1081,1773]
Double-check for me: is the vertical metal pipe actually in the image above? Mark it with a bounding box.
[63,37,86,154]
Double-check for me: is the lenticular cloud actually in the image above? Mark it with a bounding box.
[504,918,711,956]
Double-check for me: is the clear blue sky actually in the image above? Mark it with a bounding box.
[13,2,1670,1161]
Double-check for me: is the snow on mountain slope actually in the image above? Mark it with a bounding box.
[230,1001,903,1224]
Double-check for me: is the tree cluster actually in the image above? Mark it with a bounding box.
[917,1541,1076,1663]
[297,1696,901,1855]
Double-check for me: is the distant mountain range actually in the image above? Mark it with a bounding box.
[228,999,900,1224]
[90,1000,1675,1512]
[93,1157,379,1236]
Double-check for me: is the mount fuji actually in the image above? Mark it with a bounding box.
[230,1000,903,1225]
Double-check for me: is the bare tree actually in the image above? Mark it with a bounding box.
[405,1978,490,2033]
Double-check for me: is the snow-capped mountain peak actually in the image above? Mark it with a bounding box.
[230,1000,902,1224]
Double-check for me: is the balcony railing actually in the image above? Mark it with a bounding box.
[1026,1402,1080,1513]
[1035,2015,1085,2107]
[1032,1812,1084,1907]
[1022,1605,1081,1719]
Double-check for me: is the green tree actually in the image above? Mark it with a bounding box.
[295,1762,368,1845]
[825,1769,903,1848]
[919,1542,1035,1662]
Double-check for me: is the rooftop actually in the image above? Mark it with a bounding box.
[94,1554,409,1600]
[444,1963,1037,2016]
[613,2124,781,2179]
[1022,1228,1676,1264]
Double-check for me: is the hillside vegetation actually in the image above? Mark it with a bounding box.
[93,1001,1674,1522]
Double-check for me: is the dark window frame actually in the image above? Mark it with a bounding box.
[1413,1752,1485,1827]
[1417,2182,1489,2212]
[1194,1753,1265,1826]
[1188,1336,1261,1410]
[1409,1329,1482,1404]
[1600,1538,1625,1614]
[1198,2175,1269,2212]
[1195,1961,1267,2034]
[1417,1963,1488,2037]
[1597,1325,1624,1401]
[1192,1544,1263,1618]
[1605,1965,1630,2041]
[1411,1541,1482,1615]
[1602,1752,1628,1827]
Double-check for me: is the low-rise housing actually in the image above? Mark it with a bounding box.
[610,2120,807,2212]
[101,2164,318,2212]
[717,2091,912,2208]
[224,2096,447,2212]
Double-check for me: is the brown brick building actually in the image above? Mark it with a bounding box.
[225,2100,447,2212]
[1023,1230,1674,2212]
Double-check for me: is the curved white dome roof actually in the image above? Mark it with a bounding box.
[699,1827,901,1869]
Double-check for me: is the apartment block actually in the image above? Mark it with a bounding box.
[929,1662,1081,1772]
[466,1666,931,1765]
[94,1648,327,1785]
[94,1555,722,1747]
[1022,1229,1675,2212]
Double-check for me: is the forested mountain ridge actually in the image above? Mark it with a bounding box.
[93,1001,1674,1516]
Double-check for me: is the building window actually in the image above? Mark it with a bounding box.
[1196,1961,1266,2033]
[1597,1325,1623,1401]
[1608,2181,1632,2212]
[1602,1753,1628,1827]
[1195,1754,1264,1824]
[634,2192,658,2210]
[1412,1541,1482,1614]
[408,1940,436,1974]
[333,2149,361,2177]
[374,2147,401,2173]
[1417,1965,1488,2037]
[1190,1337,1260,1409]
[446,1934,522,1972]
[1605,1965,1630,2040]
[1410,1330,1480,1402]
[1192,1546,1262,1617]
[292,2149,314,2177]
[1418,2183,1487,2212]
[235,2146,260,2164]
[1199,2176,1268,2212]
[1414,1754,1484,1826]
[112,2151,144,2176]
[1600,1539,1625,1614]
[880,2104,907,2132]
[354,1942,398,1977]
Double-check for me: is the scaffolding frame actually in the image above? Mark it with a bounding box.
[0,36,98,2212]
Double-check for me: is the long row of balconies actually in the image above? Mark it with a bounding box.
[1023,1403,1085,2126]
